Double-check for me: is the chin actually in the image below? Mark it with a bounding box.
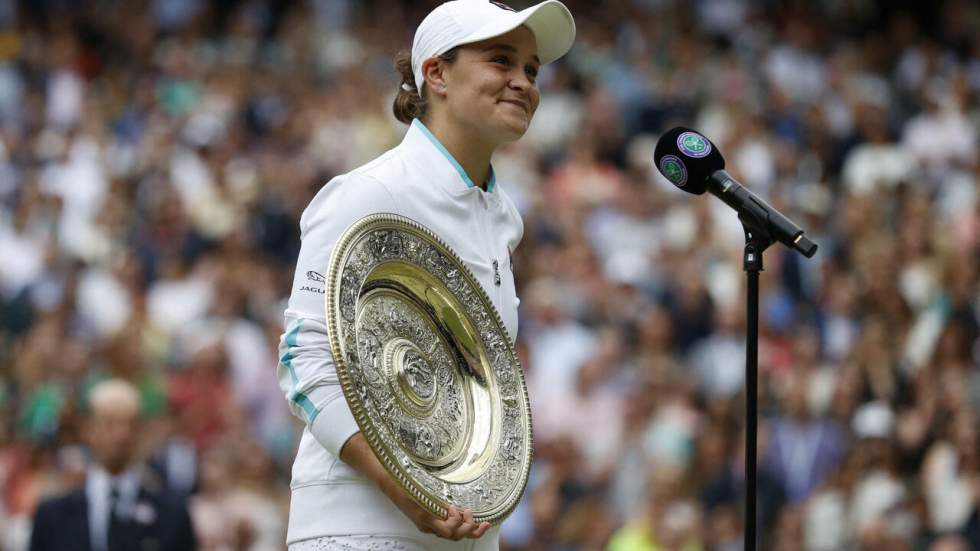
[496,118,531,142]
[500,127,528,142]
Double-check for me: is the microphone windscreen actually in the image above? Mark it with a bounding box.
[653,127,726,195]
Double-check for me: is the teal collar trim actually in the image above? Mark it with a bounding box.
[412,119,495,192]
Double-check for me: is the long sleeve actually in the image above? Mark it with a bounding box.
[277,171,399,458]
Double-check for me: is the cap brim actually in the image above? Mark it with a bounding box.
[455,1,576,65]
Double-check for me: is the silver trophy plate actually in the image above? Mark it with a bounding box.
[325,213,532,525]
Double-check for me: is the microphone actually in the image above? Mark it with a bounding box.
[654,127,817,258]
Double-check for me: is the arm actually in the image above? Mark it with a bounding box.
[340,433,490,540]
[277,173,399,456]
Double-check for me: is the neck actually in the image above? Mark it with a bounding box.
[103,463,132,477]
[423,115,495,190]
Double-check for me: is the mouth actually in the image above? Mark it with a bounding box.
[499,99,529,114]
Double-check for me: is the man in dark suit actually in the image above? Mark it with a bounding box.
[29,379,197,551]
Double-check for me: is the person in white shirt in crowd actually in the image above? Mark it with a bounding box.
[276,1,575,549]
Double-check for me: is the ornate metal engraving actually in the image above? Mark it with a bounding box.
[325,214,532,525]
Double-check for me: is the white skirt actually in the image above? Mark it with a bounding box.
[288,535,425,551]
[288,534,495,551]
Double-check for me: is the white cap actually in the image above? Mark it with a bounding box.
[411,0,576,94]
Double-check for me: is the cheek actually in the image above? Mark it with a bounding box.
[456,77,495,109]
[481,75,508,98]
[528,90,541,116]
[470,83,505,116]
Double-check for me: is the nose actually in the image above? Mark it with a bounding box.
[508,69,533,91]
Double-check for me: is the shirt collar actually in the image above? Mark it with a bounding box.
[405,119,496,193]
[87,463,142,504]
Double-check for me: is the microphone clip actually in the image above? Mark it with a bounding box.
[739,213,773,273]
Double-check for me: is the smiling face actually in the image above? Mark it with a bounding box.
[426,26,541,146]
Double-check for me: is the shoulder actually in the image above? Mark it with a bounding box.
[149,489,191,513]
[301,165,401,235]
[132,468,189,512]
[307,169,395,211]
[139,472,188,508]
[326,142,420,206]
[33,488,83,518]
[319,146,409,200]
[352,146,407,182]
[137,486,194,532]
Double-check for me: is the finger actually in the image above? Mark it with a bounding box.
[435,505,464,539]
[471,521,491,538]
[454,509,477,538]
[444,505,463,525]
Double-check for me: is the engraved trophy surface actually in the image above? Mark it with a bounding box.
[325,213,532,525]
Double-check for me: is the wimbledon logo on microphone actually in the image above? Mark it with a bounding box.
[677,132,711,158]
[659,155,688,187]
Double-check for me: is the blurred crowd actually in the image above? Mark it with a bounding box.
[0,0,978,550]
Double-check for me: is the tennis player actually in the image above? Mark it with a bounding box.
[277,1,575,549]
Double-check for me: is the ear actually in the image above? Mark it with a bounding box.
[421,57,449,98]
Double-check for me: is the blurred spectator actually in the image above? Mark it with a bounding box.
[28,379,195,551]
[190,438,284,551]
[762,369,846,504]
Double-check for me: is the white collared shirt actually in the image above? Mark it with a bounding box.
[276,119,520,545]
[86,464,141,551]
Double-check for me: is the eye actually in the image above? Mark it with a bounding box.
[492,55,512,67]
[525,65,539,80]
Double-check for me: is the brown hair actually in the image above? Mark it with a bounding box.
[392,48,459,124]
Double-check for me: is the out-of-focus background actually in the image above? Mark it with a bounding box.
[0,0,978,549]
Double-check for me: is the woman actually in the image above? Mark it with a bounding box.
[277,1,576,549]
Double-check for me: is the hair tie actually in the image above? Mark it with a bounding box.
[401,82,414,92]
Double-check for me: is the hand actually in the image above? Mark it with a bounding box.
[389,497,491,541]
[340,432,491,540]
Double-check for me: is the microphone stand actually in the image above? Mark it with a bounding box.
[739,212,773,551]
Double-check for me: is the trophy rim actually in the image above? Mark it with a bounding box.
[325,212,533,525]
